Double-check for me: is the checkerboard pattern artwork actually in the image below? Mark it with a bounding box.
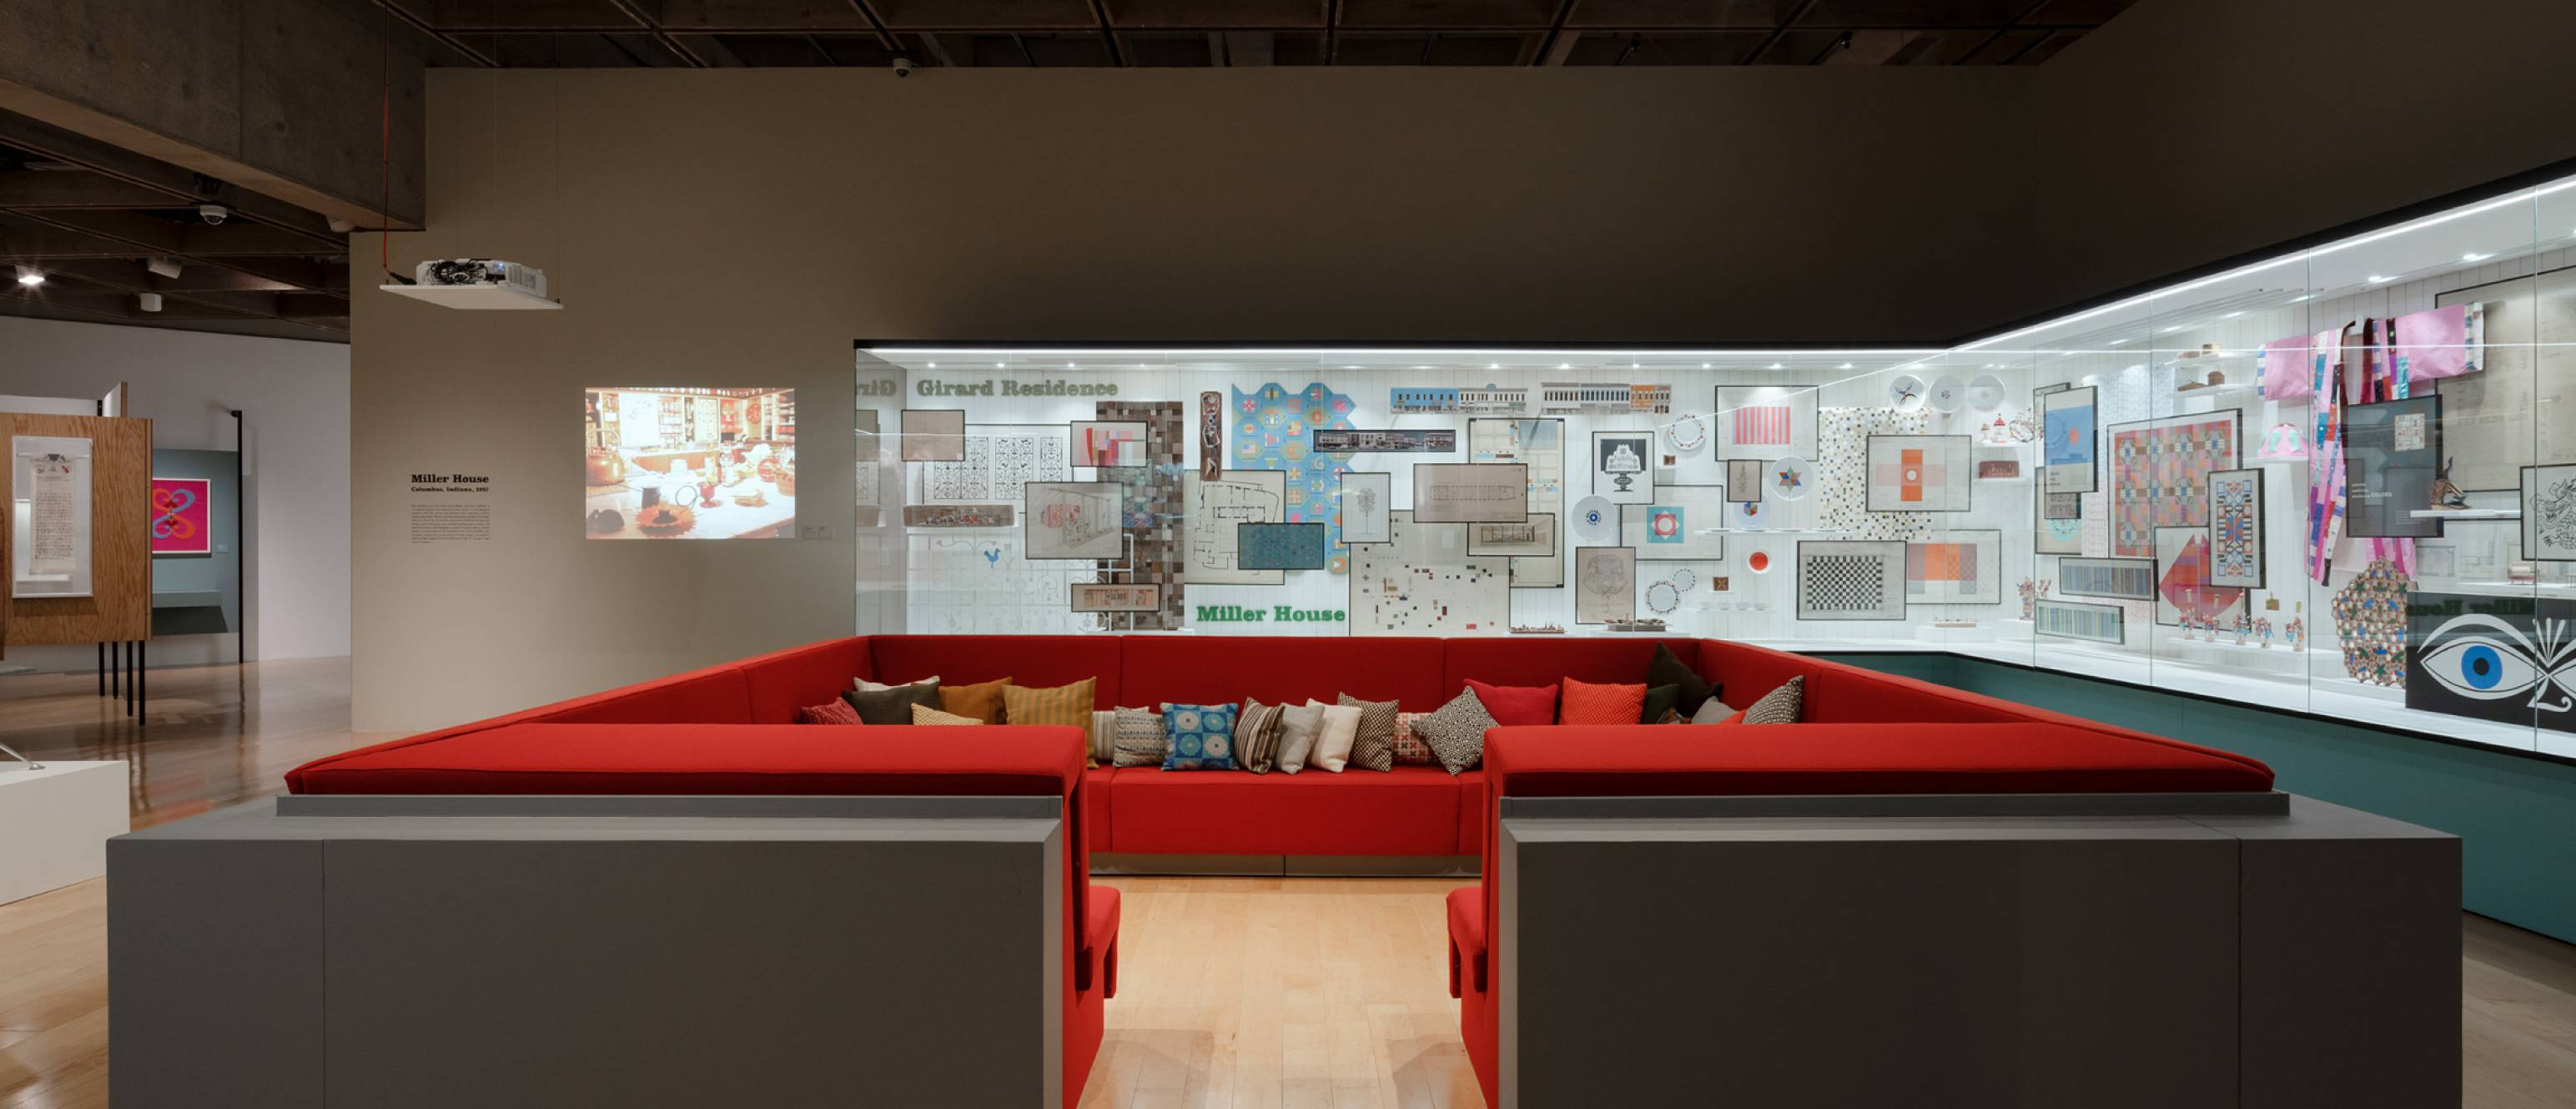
[1797,541,1905,620]
[1809,556,1884,610]
[1233,382,1360,572]
[2109,412,2240,557]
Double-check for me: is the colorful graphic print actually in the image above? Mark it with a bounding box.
[1733,405,1791,446]
[148,476,210,555]
[2405,592,2576,734]
[2155,527,2246,628]
[2208,468,2262,587]
[2330,557,2412,688]
[1232,382,1359,572]
[1818,408,1931,539]
[1647,507,1683,542]
[2109,411,2241,557]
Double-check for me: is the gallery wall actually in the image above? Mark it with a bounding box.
[352,6,2576,729]
[1,315,350,667]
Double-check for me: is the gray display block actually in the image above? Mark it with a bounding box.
[111,796,1066,1109]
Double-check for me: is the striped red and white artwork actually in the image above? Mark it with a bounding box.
[1733,405,1792,446]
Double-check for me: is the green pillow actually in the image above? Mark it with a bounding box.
[1646,643,1718,717]
[840,679,942,725]
[1639,683,1682,723]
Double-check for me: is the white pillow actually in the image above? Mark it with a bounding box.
[856,674,937,692]
[1306,698,1362,773]
[1275,703,1326,774]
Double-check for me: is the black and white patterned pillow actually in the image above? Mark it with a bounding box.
[1738,676,1804,724]
[1413,688,1497,775]
[1337,694,1399,772]
[1110,707,1167,767]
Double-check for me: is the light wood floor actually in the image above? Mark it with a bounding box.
[4,660,2574,1108]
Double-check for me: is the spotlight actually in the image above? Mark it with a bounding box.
[13,265,42,287]
[137,293,163,312]
[145,257,184,280]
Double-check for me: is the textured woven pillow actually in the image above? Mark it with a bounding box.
[1003,678,1095,732]
[797,699,864,725]
[1391,713,1435,764]
[1734,676,1804,724]
[1160,702,1240,770]
[1236,700,1288,774]
[938,676,1014,723]
[1414,688,1497,775]
[1646,643,1718,717]
[1334,694,1396,771]
[1111,707,1167,767]
[840,680,941,725]
[910,703,984,725]
[1559,678,1647,725]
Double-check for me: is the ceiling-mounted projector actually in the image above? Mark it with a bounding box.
[380,258,561,310]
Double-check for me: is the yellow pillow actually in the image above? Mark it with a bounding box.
[938,676,1014,723]
[910,703,984,725]
[1001,678,1096,733]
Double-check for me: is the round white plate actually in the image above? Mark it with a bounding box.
[1729,495,1770,530]
[1967,373,2005,412]
[1570,496,1618,542]
[1663,413,1708,453]
[1667,567,1697,592]
[1769,455,1812,502]
[1645,581,1682,614]
[1889,374,1927,411]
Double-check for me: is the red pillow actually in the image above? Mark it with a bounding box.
[1559,678,1646,726]
[1465,678,1558,726]
[796,699,865,725]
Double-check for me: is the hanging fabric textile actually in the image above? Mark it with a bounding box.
[2357,316,2416,578]
[2307,324,2350,583]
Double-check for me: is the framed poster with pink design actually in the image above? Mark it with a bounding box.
[149,476,211,555]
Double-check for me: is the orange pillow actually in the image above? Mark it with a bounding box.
[1559,678,1647,726]
[939,676,1014,723]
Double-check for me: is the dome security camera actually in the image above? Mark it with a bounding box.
[892,57,916,78]
[198,204,229,225]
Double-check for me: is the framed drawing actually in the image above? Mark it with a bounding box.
[1574,545,1637,625]
[1620,485,1727,562]
[2438,267,2576,491]
[2041,386,2098,493]
[2107,409,2241,557]
[2055,556,2156,601]
[1467,512,1555,557]
[1236,522,1327,571]
[2340,396,2445,538]
[1184,470,1285,585]
[2035,597,2126,644]
[1069,421,1147,467]
[148,476,211,555]
[1413,462,1529,523]
[2206,467,2265,587]
[1024,481,1124,561]
[1864,435,1972,512]
[2153,525,2247,628]
[1338,471,1392,544]
[899,408,968,462]
[2521,464,2576,561]
[1716,384,1817,461]
[1796,540,1905,621]
[1070,582,1162,612]
[1904,530,2001,605]
[1589,431,1655,504]
[1348,510,1507,635]
[2036,489,2084,555]
[1468,417,1563,507]
[1312,428,1456,453]
[1725,459,1763,502]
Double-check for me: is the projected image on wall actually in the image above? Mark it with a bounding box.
[583,387,797,539]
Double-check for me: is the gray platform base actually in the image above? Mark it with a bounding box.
[1090,852,1477,877]
[1497,793,2460,1109]
[109,795,1066,1109]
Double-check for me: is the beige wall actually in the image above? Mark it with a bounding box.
[353,16,2576,728]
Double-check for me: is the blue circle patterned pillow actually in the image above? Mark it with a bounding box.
[1160,702,1240,771]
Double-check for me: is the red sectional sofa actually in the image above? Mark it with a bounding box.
[291,633,2277,1109]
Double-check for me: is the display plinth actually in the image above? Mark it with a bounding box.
[0,760,128,905]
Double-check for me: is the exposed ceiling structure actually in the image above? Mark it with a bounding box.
[0,112,352,343]
[373,0,2137,69]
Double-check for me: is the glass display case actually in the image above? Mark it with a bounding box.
[855,170,2576,760]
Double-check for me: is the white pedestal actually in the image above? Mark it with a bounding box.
[0,760,128,905]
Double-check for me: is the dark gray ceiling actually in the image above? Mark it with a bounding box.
[374,0,2137,69]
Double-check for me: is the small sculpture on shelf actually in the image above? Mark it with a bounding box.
[2286,607,2306,651]
[2234,608,2251,648]
[2017,577,2049,622]
[2255,616,2275,648]
[2428,456,2469,512]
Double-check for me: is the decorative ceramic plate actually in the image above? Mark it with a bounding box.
[1967,374,2005,412]
[1769,455,1811,502]
[1928,376,1965,413]
[1646,581,1682,614]
[1745,547,1774,574]
[1663,413,1708,453]
[1729,495,1770,530]
[1667,567,1697,592]
[1570,496,1618,542]
[1888,374,1927,411]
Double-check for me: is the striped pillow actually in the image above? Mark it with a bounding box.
[1002,678,1096,732]
[1336,694,1398,772]
[1088,710,1118,768]
[1235,700,1287,774]
[910,703,984,725]
[1391,713,1435,765]
[1111,707,1166,767]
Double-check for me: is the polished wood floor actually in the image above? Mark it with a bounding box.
[4,660,2574,1108]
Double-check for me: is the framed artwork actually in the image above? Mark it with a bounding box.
[1312,428,1455,453]
[1348,510,1507,635]
[1864,435,1972,512]
[1620,485,1727,561]
[2406,591,2576,735]
[1199,391,1224,481]
[2438,267,2576,491]
[2035,597,2126,644]
[148,476,211,555]
[2108,409,2241,557]
[1069,421,1147,467]
[1725,459,1763,502]
[1413,462,1529,523]
[1589,431,1655,504]
[1796,540,1906,621]
[1070,582,1162,612]
[1339,471,1392,544]
[2520,464,2576,561]
[1184,470,1285,585]
[900,409,967,462]
[1974,446,2020,480]
[1467,512,1556,557]
[1469,418,1563,507]
[2152,525,2247,628]
[2206,467,2265,587]
[1574,545,1638,624]
[2341,396,2445,538]
[2041,386,2098,493]
[1024,481,1124,561]
[1904,530,2001,605]
[903,504,1014,527]
[2055,556,2156,601]
[1236,522,1327,571]
[1716,385,1817,461]
[2036,489,2084,555]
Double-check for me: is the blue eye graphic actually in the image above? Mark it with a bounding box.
[2418,615,2548,701]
